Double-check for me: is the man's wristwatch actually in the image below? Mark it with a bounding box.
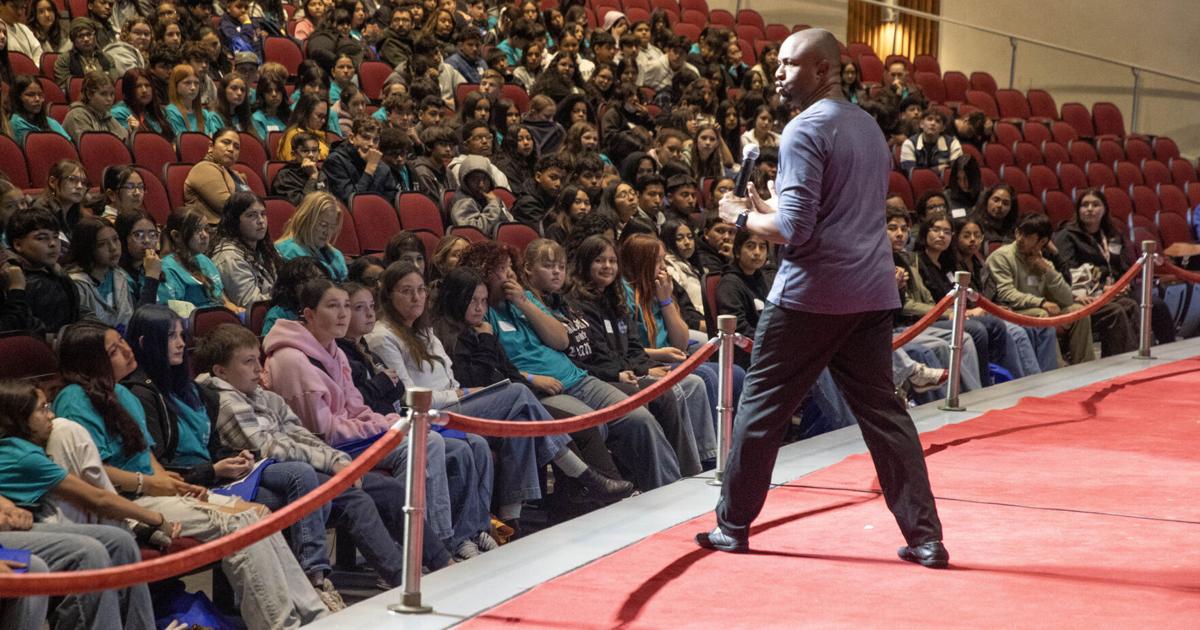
[735,209,750,231]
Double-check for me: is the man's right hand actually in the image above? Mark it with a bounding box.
[1041,300,1062,315]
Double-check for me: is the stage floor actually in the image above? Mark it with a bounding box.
[309,339,1200,629]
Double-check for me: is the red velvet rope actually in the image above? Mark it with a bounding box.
[973,258,1144,328]
[1155,259,1200,285]
[0,424,408,597]
[441,342,719,436]
[890,291,957,350]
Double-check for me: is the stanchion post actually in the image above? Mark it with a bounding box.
[709,315,737,485]
[939,272,972,412]
[1136,240,1157,360]
[389,388,433,614]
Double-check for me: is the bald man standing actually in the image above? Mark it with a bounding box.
[696,30,948,568]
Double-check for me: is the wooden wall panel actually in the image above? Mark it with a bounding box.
[847,0,940,62]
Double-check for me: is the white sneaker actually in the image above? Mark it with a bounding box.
[315,578,347,612]
[908,364,949,393]
[454,538,482,560]
[475,531,499,551]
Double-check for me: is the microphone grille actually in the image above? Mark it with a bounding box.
[743,144,760,161]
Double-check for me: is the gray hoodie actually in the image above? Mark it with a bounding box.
[62,101,128,143]
[448,154,513,236]
[196,373,352,474]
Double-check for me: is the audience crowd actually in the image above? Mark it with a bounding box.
[0,0,1182,628]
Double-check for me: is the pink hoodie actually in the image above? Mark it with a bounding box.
[262,318,397,445]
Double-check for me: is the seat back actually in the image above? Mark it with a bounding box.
[188,307,243,346]
[1168,158,1197,185]
[0,135,31,188]
[1091,102,1126,137]
[993,121,1022,148]
[1067,139,1097,167]
[1085,162,1116,188]
[1124,137,1154,165]
[357,60,393,101]
[350,193,402,254]
[177,132,212,164]
[1100,185,1133,223]
[1042,141,1069,169]
[496,222,539,254]
[238,132,268,175]
[136,166,171,225]
[449,225,488,243]
[0,333,59,383]
[1114,160,1143,188]
[1042,190,1074,229]
[133,133,177,182]
[164,163,191,209]
[1153,137,1181,161]
[857,54,884,84]
[1129,184,1160,219]
[1157,184,1189,216]
[1027,164,1058,195]
[908,169,944,200]
[1095,138,1125,165]
[1060,102,1095,137]
[1021,121,1051,147]
[702,272,722,335]
[969,71,998,96]
[397,192,445,236]
[982,142,1014,170]
[78,132,133,185]
[998,164,1030,193]
[264,37,303,74]
[1055,162,1087,194]
[964,90,999,119]
[333,204,362,257]
[994,89,1030,119]
[1026,89,1058,120]
[1141,159,1171,188]
[263,197,296,241]
[942,71,969,103]
[24,132,79,186]
[912,71,944,103]
[1012,141,1043,170]
[231,163,267,197]
[1050,121,1079,145]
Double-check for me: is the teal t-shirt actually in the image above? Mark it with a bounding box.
[252,110,286,139]
[276,238,348,281]
[158,253,225,308]
[54,384,155,475]
[0,437,68,508]
[110,103,165,134]
[260,305,295,336]
[623,281,669,348]
[165,103,222,137]
[486,292,588,390]
[169,390,212,466]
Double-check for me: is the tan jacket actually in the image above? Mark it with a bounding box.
[985,242,1075,310]
[183,159,239,223]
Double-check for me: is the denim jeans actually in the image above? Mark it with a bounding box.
[255,461,333,579]
[562,375,681,490]
[0,523,155,630]
[136,495,328,630]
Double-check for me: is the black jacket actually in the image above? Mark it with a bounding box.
[336,338,405,415]
[715,266,774,368]
[122,369,227,487]
[18,261,79,335]
[694,238,728,276]
[1053,221,1131,282]
[271,162,328,206]
[410,156,448,212]
[511,187,556,230]
[444,326,525,388]
[918,250,955,301]
[566,293,657,382]
[323,141,397,205]
[0,284,33,334]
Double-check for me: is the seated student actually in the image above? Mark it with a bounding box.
[251,74,291,139]
[184,128,252,225]
[121,307,347,608]
[210,192,281,309]
[447,120,511,191]
[660,217,707,331]
[448,155,514,237]
[382,231,427,273]
[278,94,332,162]
[950,215,1058,375]
[165,64,221,137]
[1055,188,1174,347]
[542,184,591,245]
[6,209,81,335]
[260,257,328,335]
[65,217,141,330]
[324,116,397,204]
[446,28,487,84]
[275,191,349,282]
[7,75,71,145]
[195,323,412,590]
[510,154,570,229]
[560,236,715,474]
[494,124,539,198]
[523,94,567,155]
[969,184,1018,251]
[346,256,385,289]
[104,17,152,78]
[261,278,470,568]
[113,209,162,305]
[209,73,253,133]
[379,128,420,195]
[429,233,470,283]
[458,240,681,491]
[0,381,171,630]
[61,71,127,143]
[332,84,368,139]
[110,68,173,140]
[662,174,699,225]
[409,124,458,208]
[632,173,666,227]
[594,180,640,235]
[157,208,241,312]
[428,269,635,503]
[53,18,116,91]
[886,206,985,389]
[988,213,1095,364]
[920,211,1049,379]
[31,161,85,243]
[52,321,331,629]
[271,132,330,206]
[218,0,263,61]
[899,108,963,175]
[908,210,1010,383]
[100,167,147,222]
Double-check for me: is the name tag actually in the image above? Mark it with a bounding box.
[753,299,765,312]
[950,208,967,219]
[497,320,517,332]
[1026,275,1041,286]
[604,319,614,334]
[1108,242,1122,255]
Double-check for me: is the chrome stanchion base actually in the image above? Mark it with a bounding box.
[1133,353,1155,361]
[707,472,723,486]
[389,594,433,614]
[937,402,966,412]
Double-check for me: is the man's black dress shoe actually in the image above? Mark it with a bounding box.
[694,528,749,553]
[897,541,949,568]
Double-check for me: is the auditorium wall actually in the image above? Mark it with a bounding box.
[938,0,1200,158]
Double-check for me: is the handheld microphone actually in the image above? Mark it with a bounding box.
[733,144,760,197]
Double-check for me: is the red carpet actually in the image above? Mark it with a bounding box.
[461,359,1200,628]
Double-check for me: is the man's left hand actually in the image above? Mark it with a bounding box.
[718,192,749,225]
